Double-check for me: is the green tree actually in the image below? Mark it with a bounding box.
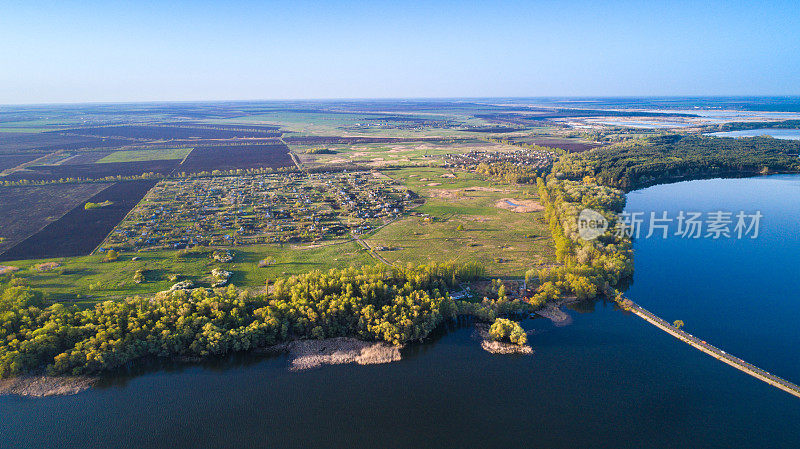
[103,249,119,262]
[489,318,527,346]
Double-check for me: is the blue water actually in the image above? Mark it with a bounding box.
[625,174,800,383]
[597,119,691,129]
[708,128,800,140]
[2,175,800,448]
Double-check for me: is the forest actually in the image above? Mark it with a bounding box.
[0,261,535,377]
[525,177,633,304]
[552,134,800,191]
[701,120,800,132]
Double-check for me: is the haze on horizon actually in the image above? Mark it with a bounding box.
[1,0,799,105]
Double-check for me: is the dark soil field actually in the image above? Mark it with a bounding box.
[0,132,132,154]
[178,143,294,172]
[58,124,281,140]
[0,154,40,171]
[3,159,180,181]
[0,183,113,254]
[284,136,449,145]
[0,180,158,261]
[160,122,281,132]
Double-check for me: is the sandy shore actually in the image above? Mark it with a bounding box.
[2,338,402,397]
[282,337,402,371]
[535,304,573,326]
[473,324,533,355]
[0,376,96,397]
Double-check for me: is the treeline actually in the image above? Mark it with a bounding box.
[525,177,633,303]
[702,120,800,133]
[553,134,800,191]
[0,166,299,187]
[0,172,164,187]
[0,262,505,377]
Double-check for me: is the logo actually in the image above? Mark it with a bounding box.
[577,208,608,240]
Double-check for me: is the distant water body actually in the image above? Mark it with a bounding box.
[2,175,800,448]
[708,128,800,140]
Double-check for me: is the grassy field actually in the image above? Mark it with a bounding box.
[96,147,193,163]
[363,166,555,277]
[206,111,484,139]
[2,240,373,305]
[294,139,518,168]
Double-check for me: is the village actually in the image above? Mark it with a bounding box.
[101,171,417,252]
[439,148,555,171]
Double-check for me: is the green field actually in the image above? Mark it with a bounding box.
[3,240,373,305]
[363,166,555,277]
[97,147,193,163]
[294,139,518,168]
[206,111,489,138]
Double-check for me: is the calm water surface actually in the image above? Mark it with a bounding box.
[2,175,800,449]
[708,128,800,140]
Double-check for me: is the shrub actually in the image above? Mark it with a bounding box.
[84,200,114,210]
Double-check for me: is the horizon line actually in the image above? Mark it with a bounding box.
[3,94,800,108]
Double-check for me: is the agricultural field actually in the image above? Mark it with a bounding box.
[57,123,281,140]
[0,100,572,303]
[102,171,416,251]
[293,138,520,168]
[96,147,193,163]
[177,143,294,173]
[363,166,555,277]
[206,110,482,139]
[2,159,181,182]
[0,154,40,172]
[0,132,131,153]
[0,180,158,261]
[0,183,113,255]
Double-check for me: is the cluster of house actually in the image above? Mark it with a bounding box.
[104,172,414,251]
[440,149,554,170]
[345,118,454,131]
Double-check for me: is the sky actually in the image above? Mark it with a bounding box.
[1,0,799,104]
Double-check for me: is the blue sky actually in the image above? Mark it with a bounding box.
[1,0,799,104]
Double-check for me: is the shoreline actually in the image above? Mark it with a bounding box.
[1,337,403,398]
[0,376,96,398]
[473,324,533,355]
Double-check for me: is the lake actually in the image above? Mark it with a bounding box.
[2,175,800,448]
[708,128,800,140]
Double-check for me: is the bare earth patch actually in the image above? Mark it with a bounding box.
[0,376,96,397]
[34,261,62,272]
[535,304,573,327]
[284,337,402,371]
[0,265,20,275]
[495,198,544,213]
[473,324,533,355]
[429,186,506,199]
[426,182,442,186]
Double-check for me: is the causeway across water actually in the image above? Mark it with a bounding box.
[624,298,800,399]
